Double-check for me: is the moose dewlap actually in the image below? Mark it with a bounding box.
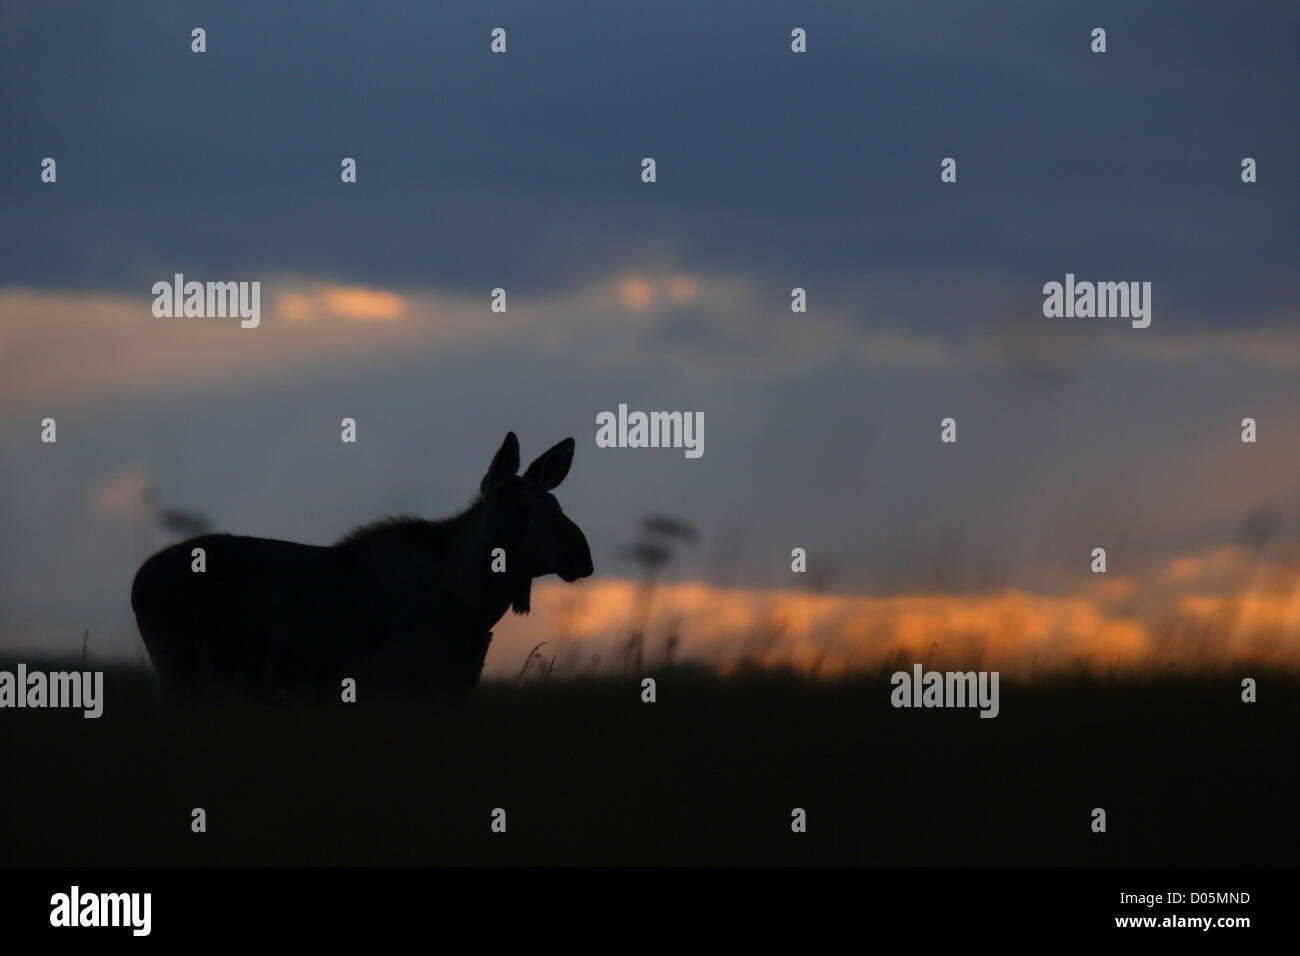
[131,432,592,703]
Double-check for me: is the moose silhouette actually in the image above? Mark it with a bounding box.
[131,432,593,704]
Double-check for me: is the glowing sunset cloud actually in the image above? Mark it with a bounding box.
[485,546,1300,679]
[319,285,408,321]
[616,276,655,311]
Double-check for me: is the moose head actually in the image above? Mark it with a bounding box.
[479,432,594,613]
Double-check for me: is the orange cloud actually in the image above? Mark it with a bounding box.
[275,292,316,323]
[320,285,407,321]
[3,279,1295,421]
[483,547,1300,679]
[617,276,654,311]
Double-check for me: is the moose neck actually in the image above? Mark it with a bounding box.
[338,500,526,634]
[442,498,529,629]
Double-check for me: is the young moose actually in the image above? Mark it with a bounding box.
[131,433,593,703]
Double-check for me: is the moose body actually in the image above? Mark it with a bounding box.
[131,433,593,703]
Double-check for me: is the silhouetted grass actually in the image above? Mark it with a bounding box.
[0,661,1294,865]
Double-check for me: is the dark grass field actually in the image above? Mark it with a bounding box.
[0,662,1295,866]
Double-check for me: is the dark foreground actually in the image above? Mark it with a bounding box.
[0,665,1295,865]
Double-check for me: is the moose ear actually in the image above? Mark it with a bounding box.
[523,437,575,491]
[480,432,520,495]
